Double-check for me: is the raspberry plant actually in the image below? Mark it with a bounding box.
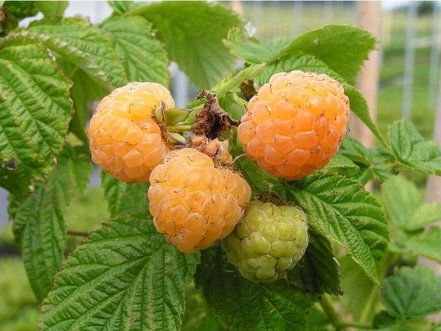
[1,1,441,331]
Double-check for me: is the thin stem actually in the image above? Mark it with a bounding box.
[167,125,192,133]
[67,230,90,237]
[320,295,344,331]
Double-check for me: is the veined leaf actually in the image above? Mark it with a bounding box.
[100,16,169,86]
[196,246,317,330]
[278,173,389,283]
[24,17,127,89]
[339,136,371,166]
[108,1,137,15]
[390,227,441,263]
[34,1,68,17]
[268,25,376,85]
[380,267,441,320]
[389,120,441,175]
[324,154,358,171]
[130,1,241,88]
[0,36,73,196]
[288,231,342,295]
[101,172,148,217]
[39,213,199,331]
[12,146,92,301]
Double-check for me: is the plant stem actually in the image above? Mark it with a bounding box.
[338,322,372,330]
[67,230,90,237]
[167,125,192,133]
[214,63,266,99]
[320,295,344,331]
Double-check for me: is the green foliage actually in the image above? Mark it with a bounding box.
[0,3,440,330]
[0,36,73,196]
[39,213,199,331]
[196,246,317,330]
[380,267,441,321]
[11,146,92,301]
[277,173,389,284]
[130,1,241,88]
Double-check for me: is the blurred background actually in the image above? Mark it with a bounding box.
[1,1,440,330]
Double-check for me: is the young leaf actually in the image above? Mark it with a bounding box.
[389,120,441,175]
[39,213,199,331]
[108,0,137,15]
[12,146,92,301]
[268,25,376,85]
[34,1,68,17]
[101,172,148,217]
[390,227,441,263]
[100,16,169,86]
[277,173,389,284]
[130,1,241,88]
[324,154,358,171]
[344,85,387,147]
[380,267,441,320]
[24,17,127,89]
[288,231,342,295]
[0,37,73,196]
[339,136,371,166]
[196,246,317,331]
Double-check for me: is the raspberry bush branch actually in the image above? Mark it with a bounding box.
[1,2,441,331]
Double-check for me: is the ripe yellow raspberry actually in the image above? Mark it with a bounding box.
[148,148,251,253]
[238,71,350,180]
[88,82,174,182]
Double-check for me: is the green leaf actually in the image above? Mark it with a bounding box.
[381,175,423,229]
[369,148,397,182]
[269,25,376,85]
[389,120,441,175]
[101,172,148,217]
[39,213,199,331]
[130,1,241,88]
[12,146,92,301]
[390,227,441,263]
[196,246,317,331]
[0,36,73,196]
[406,204,441,231]
[108,1,136,15]
[100,16,169,86]
[278,173,389,283]
[324,154,358,171]
[288,231,342,295]
[24,17,127,89]
[225,38,274,65]
[340,256,377,321]
[256,53,345,86]
[381,267,441,320]
[34,1,68,17]
[339,136,371,166]
[344,85,387,146]
[372,311,433,331]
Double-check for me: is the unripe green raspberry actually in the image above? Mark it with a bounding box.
[222,201,308,282]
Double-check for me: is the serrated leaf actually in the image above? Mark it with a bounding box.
[381,267,441,320]
[339,136,371,165]
[225,38,273,65]
[344,85,387,147]
[256,53,345,86]
[0,36,73,196]
[24,17,127,89]
[196,246,317,331]
[100,16,169,86]
[34,1,68,17]
[381,175,423,229]
[389,120,441,175]
[130,1,241,88]
[278,173,389,283]
[269,25,376,85]
[369,148,397,182]
[288,231,342,295]
[39,213,199,331]
[390,227,441,263]
[12,146,92,301]
[101,172,148,217]
[407,204,441,231]
[324,154,358,171]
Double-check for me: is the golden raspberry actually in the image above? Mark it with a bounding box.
[148,148,251,253]
[238,71,350,180]
[88,82,174,182]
